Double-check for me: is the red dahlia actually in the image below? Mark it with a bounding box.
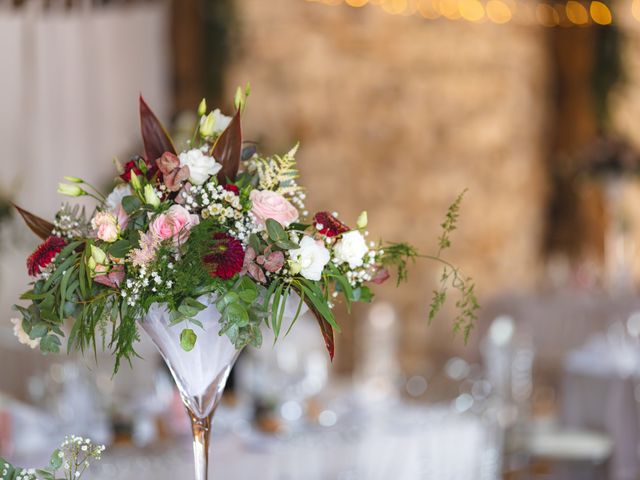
[27,236,66,277]
[202,233,245,280]
[223,184,239,195]
[313,211,350,237]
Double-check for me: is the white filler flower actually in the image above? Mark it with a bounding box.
[11,318,40,349]
[289,236,330,281]
[179,148,222,185]
[333,230,368,268]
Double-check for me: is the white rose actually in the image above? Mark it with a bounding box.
[178,148,222,185]
[105,184,132,210]
[289,236,330,281]
[333,230,368,269]
[11,318,40,349]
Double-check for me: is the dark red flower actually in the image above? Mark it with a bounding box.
[202,232,245,280]
[223,184,239,195]
[27,236,66,276]
[120,158,144,183]
[313,211,349,237]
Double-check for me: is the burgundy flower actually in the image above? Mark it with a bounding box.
[313,211,349,237]
[27,236,66,276]
[120,158,145,183]
[203,232,245,280]
[223,184,239,195]
[157,152,190,192]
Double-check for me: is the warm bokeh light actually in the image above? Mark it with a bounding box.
[439,0,462,19]
[632,0,640,21]
[417,0,441,18]
[381,0,409,14]
[535,3,560,26]
[565,0,589,24]
[589,1,612,25]
[345,0,369,7]
[486,0,512,23]
[459,0,486,21]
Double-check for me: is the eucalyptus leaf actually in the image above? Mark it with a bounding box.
[180,328,197,351]
[122,195,142,214]
[265,219,287,242]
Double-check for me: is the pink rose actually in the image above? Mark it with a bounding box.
[249,190,299,227]
[149,205,199,246]
[91,211,119,243]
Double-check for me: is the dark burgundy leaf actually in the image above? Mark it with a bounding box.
[12,204,54,240]
[139,95,176,167]
[213,109,242,184]
[302,296,335,361]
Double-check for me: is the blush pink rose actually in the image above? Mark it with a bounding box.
[149,205,199,246]
[91,211,119,243]
[249,190,299,227]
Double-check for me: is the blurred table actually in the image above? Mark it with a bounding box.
[560,332,640,480]
[9,402,502,480]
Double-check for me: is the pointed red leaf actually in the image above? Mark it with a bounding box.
[304,298,335,361]
[12,204,54,240]
[139,95,176,166]
[213,109,242,184]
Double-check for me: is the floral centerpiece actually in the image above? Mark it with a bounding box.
[11,88,477,479]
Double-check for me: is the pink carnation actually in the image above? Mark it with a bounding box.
[149,205,199,247]
[249,190,299,227]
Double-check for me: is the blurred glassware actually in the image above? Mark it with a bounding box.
[354,302,400,406]
[236,312,329,433]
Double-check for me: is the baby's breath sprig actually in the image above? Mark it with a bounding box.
[0,435,105,480]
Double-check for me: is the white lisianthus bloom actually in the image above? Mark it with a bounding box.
[200,109,232,136]
[289,236,330,281]
[105,184,132,210]
[11,318,40,349]
[179,148,222,185]
[333,230,368,269]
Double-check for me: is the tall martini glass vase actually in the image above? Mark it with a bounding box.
[139,292,307,479]
[140,296,240,480]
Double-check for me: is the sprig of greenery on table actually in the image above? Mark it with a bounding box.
[1,435,104,480]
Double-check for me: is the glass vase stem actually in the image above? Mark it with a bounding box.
[189,411,212,480]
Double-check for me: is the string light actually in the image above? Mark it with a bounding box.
[306,0,627,26]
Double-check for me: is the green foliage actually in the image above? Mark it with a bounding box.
[216,276,264,349]
[380,191,479,343]
[1,435,104,480]
[437,189,466,254]
[380,242,418,286]
[180,328,197,351]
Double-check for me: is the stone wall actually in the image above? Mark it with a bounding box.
[224,1,550,372]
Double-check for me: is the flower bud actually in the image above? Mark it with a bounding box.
[57,183,85,197]
[357,210,368,229]
[90,245,107,266]
[197,98,207,117]
[234,86,243,111]
[129,171,142,191]
[287,259,302,275]
[199,112,216,138]
[63,176,83,183]
[144,184,161,208]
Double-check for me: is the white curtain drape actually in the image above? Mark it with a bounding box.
[0,0,171,395]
